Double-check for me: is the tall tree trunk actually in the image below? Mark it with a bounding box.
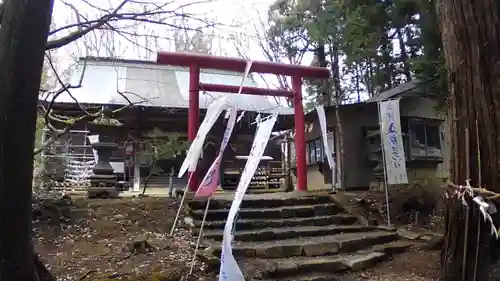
[439,0,500,280]
[396,27,412,82]
[315,43,330,105]
[365,59,375,97]
[379,31,393,90]
[0,1,54,281]
[355,63,361,103]
[329,43,345,190]
[420,0,442,61]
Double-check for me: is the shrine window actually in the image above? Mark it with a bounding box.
[306,137,324,164]
[407,118,443,160]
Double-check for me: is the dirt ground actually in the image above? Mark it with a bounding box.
[35,197,216,281]
[345,249,441,281]
[34,197,442,281]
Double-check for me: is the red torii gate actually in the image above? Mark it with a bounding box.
[156,52,330,192]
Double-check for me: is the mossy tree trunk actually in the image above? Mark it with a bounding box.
[439,0,500,280]
[0,1,54,280]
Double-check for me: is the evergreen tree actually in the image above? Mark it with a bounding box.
[439,0,500,279]
[265,0,446,104]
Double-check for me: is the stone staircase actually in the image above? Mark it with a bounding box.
[187,192,414,281]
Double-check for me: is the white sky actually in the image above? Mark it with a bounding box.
[50,0,301,66]
[47,0,404,103]
[47,0,314,105]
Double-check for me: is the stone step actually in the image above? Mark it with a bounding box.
[248,252,386,279]
[262,274,345,281]
[190,203,344,221]
[208,231,398,258]
[371,239,414,255]
[241,256,345,280]
[198,238,413,278]
[341,252,387,271]
[195,214,358,231]
[201,225,376,242]
[188,194,334,210]
[250,241,415,279]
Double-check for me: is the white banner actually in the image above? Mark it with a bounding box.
[316,106,336,188]
[196,106,238,197]
[180,61,253,179]
[379,100,408,185]
[219,114,277,281]
[179,96,231,178]
[220,107,238,154]
[87,135,99,162]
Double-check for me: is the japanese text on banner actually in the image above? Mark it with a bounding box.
[379,99,408,185]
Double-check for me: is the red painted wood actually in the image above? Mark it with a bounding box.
[199,83,294,97]
[157,51,329,79]
[157,51,331,192]
[292,76,307,191]
[188,65,200,191]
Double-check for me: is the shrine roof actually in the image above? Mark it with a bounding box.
[44,56,293,115]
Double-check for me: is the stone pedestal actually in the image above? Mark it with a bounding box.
[87,114,122,198]
[88,141,119,198]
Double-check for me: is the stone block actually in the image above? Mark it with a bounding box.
[234,247,256,258]
[297,258,347,272]
[303,242,339,256]
[342,252,386,271]
[397,228,421,240]
[372,241,414,254]
[377,225,397,232]
[255,245,303,258]
[338,232,398,252]
[280,208,297,218]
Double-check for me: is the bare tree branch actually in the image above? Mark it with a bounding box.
[32,0,220,154]
[35,54,152,155]
[46,0,129,50]
[35,94,149,156]
[45,0,216,50]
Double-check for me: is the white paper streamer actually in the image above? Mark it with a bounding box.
[218,114,277,281]
[179,96,231,178]
[451,180,500,239]
[316,106,336,189]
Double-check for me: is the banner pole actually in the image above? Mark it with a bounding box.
[188,196,212,277]
[378,101,391,227]
[170,174,193,236]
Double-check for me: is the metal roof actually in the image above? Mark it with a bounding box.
[46,57,293,115]
[364,80,420,103]
[304,80,425,120]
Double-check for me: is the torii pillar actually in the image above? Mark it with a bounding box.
[156,52,330,192]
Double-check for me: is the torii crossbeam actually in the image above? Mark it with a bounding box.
[156,51,330,192]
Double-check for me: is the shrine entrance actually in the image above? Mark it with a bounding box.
[156,52,330,192]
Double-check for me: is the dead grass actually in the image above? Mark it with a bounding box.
[35,197,216,281]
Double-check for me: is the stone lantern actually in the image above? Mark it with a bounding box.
[87,107,122,198]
